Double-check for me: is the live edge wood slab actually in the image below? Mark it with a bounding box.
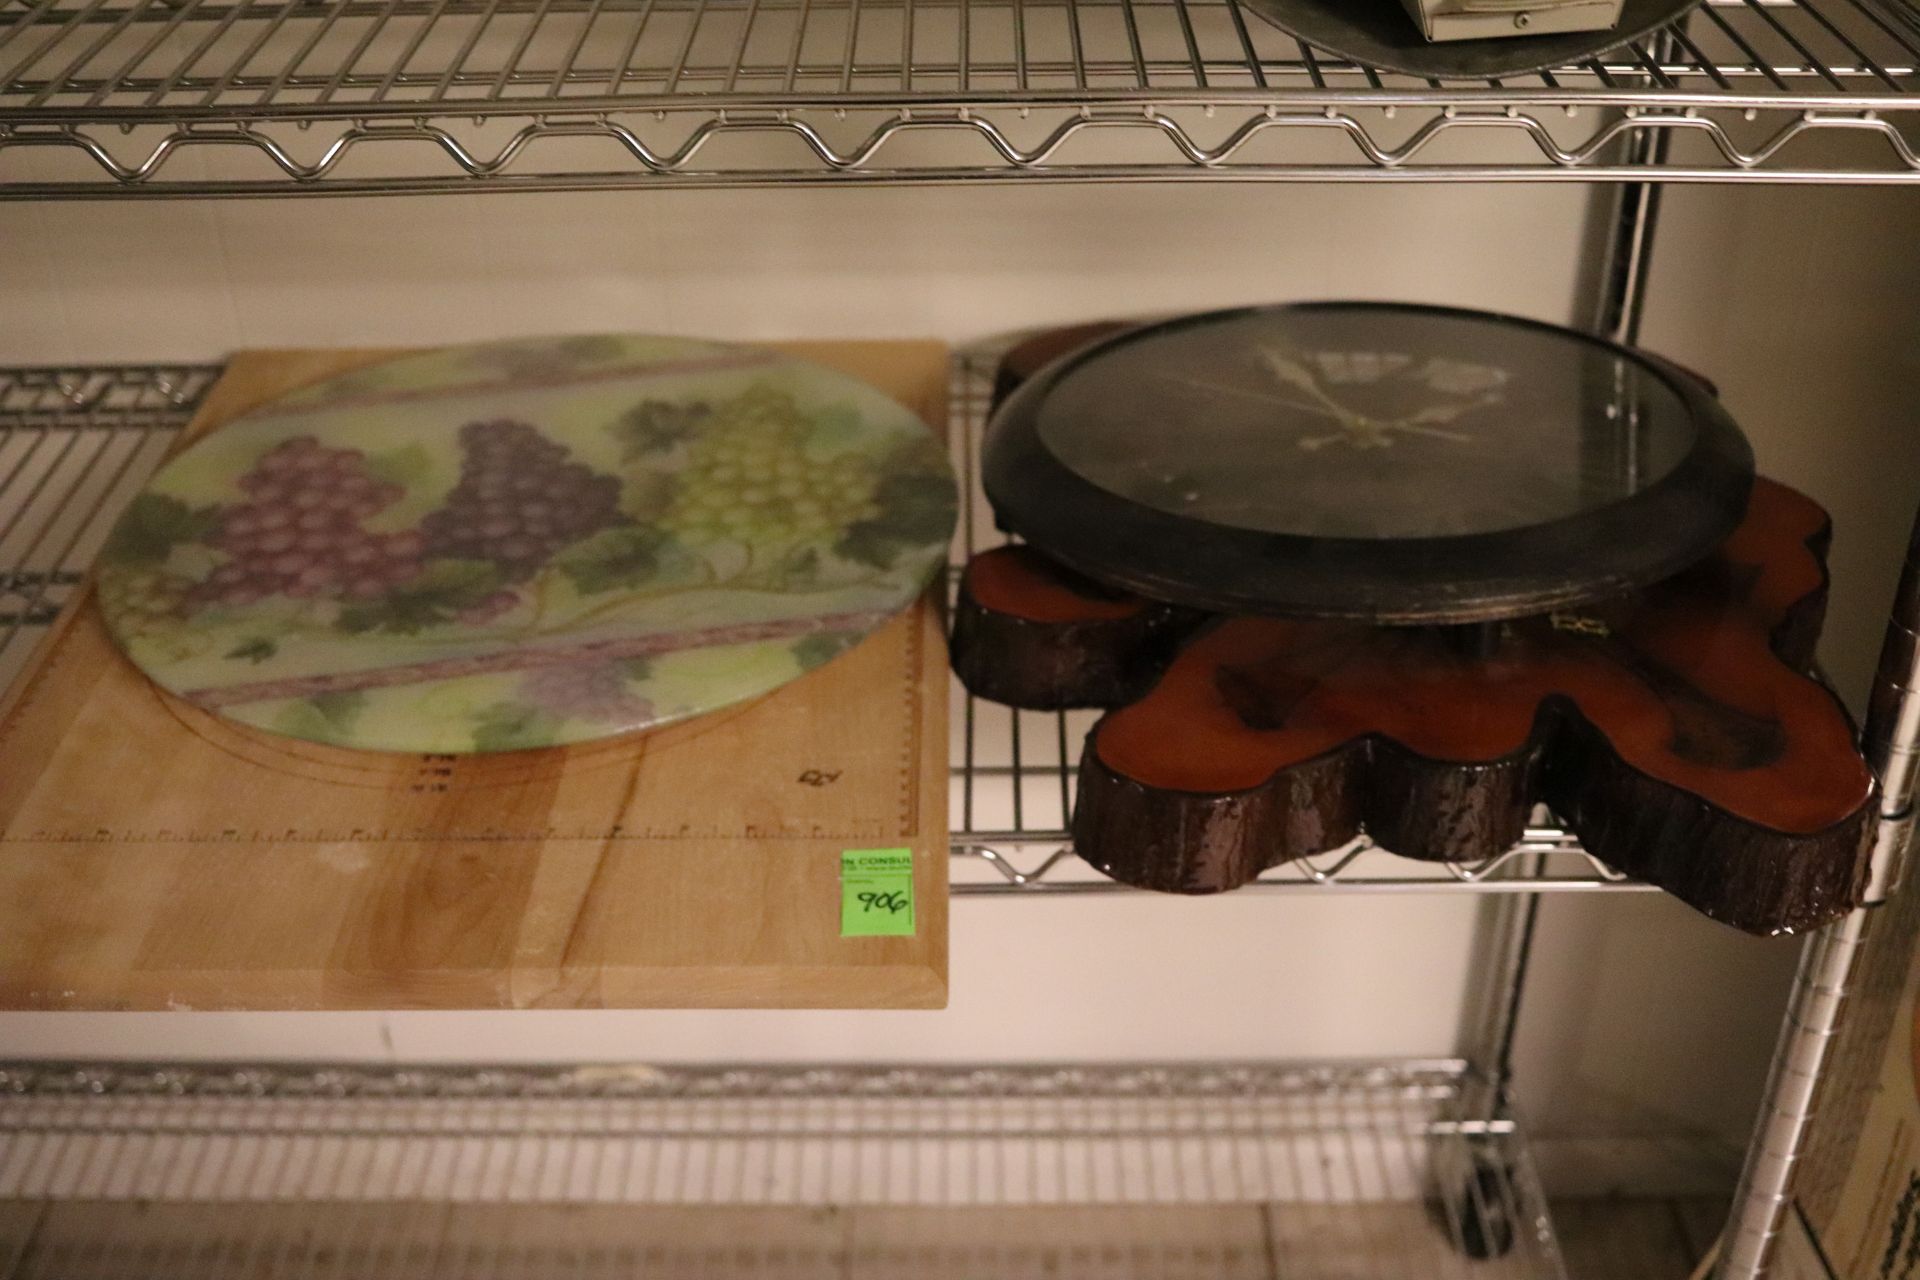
[0,344,950,1011]
[952,479,1876,936]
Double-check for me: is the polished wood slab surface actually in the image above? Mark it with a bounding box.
[954,480,1874,935]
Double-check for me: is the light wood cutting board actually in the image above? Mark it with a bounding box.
[0,342,950,1011]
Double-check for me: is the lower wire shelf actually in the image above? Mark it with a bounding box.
[0,1059,1567,1279]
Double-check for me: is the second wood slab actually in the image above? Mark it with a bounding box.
[0,343,950,1011]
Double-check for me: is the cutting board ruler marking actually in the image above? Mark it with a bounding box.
[898,608,924,837]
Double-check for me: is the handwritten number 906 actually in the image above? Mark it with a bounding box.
[856,891,909,915]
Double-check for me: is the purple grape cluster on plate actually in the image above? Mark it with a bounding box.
[196,436,424,606]
[421,419,627,583]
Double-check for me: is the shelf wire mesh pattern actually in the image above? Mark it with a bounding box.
[0,356,1649,895]
[0,0,1915,192]
[0,365,219,695]
[0,1060,1568,1279]
[941,344,1654,896]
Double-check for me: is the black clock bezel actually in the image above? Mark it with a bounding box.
[982,301,1755,625]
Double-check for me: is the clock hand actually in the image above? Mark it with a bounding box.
[1393,393,1504,429]
[1154,371,1476,449]
[1148,374,1348,424]
[1381,422,1472,443]
[1256,347,1368,422]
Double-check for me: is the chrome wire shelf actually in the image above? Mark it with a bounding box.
[0,0,1915,193]
[0,1059,1567,1279]
[953,833,1651,894]
[0,356,1651,896]
[0,364,218,694]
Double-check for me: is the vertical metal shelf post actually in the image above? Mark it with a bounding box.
[1468,45,1676,1133]
[1589,72,1920,1259]
[1715,508,1920,1279]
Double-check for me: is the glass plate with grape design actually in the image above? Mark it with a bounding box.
[983,302,1754,624]
[97,335,957,754]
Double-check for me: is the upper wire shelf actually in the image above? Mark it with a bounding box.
[0,0,1915,193]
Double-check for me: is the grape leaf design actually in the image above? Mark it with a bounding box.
[311,691,366,726]
[557,335,628,364]
[280,367,388,407]
[336,559,502,634]
[792,630,862,671]
[471,701,563,752]
[775,546,822,590]
[621,470,679,523]
[365,444,433,489]
[834,444,955,571]
[482,336,631,383]
[612,400,710,459]
[808,403,868,451]
[555,526,671,595]
[103,494,220,568]
[518,662,653,722]
[225,637,278,663]
[271,690,367,745]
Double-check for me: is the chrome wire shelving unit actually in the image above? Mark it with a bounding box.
[0,0,1915,194]
[1,346,1913,1276]
[0,1059,1566,1279]
[4,0,1920,1256]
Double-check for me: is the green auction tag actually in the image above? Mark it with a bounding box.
[841,848,916,937]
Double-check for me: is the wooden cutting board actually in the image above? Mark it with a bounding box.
[0,342,950,1011]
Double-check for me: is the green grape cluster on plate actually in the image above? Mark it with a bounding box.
[98,567,192,638]
[655,387,881,548]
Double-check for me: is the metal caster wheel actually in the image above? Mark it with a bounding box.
[1453,1156,1517,1260]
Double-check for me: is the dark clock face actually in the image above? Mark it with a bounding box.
[984,304,1755,623]
[1035,307,1696,541]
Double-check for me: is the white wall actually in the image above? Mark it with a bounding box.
[1,184,1589,359]
[1639,183,1920,713]
[1510,180,1920,1195]
[0,178,1910,1197]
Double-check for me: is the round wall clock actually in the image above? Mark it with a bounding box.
[97,335,956,754]
[982,302,1753,624]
